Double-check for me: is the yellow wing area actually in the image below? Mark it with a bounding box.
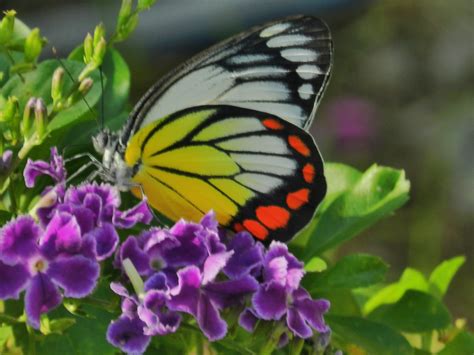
[125,108,280,225]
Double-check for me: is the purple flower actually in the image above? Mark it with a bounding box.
[168,252,258,341]
[223,232,264,279]
[0,150,13,174]
[24,147,65,188]
[22,148,152,261]
[107,316,150,355]
[0,215,99,328]
[250,242,329,338]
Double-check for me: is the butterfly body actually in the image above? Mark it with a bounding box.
[93,15,332,243]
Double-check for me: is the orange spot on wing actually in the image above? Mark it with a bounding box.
[303,163,315,183]
[256,206,290,230]
[263,118,284,130]
[233,222,244,232]
[243,219,269,240]
[287,188,310,210]
[288,135,310,156]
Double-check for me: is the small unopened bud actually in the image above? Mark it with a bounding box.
[92,37,106,66]
[137,0,157,10]
[79,77,93,95]
[24,28,44,62]
[93,23,106,48]
[83,33,93,64]
[0,10,16,44]
[22,97,36,137]
[34,98,47,138]
[51,67,65,103]
[117,0,133,28]
[0,149,13,175]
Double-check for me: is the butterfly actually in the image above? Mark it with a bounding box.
[92,15,333,243]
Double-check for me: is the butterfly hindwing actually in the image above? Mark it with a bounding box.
[122,15,332,145]
[125,105,326,242]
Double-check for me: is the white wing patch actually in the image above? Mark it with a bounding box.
[230,153,297,175]
[259,22,291,38]
[217,135,289,154]
[281,48,318,63]
[266,34,312,48]
[221,81,290,102]
[235,173,284,193]
[227,54,272,65]
[296,64,323,79]
[298,83,314,100]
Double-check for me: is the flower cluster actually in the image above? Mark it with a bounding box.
[0,148,152,328]
[108,212,330,354]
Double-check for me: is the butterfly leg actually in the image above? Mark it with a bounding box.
[66,159,100,184]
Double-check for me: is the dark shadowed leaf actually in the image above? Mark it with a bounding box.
[368,290,452,333]
[437,331,474,355]
[327,315,413,355]
[303,254,388,292]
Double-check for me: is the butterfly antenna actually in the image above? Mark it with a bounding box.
[99,66,105,131]
[52,47,98,124]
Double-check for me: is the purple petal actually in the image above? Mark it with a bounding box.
[69,206,96,234]
[144,272,167,292]
[0,216,40,265]
[40,212,82,257]
[168,266,201,315]
[114,200,153,229]
[263,242,304,290]
[202,251,233,285]
[161,222,208,268]
[252,281,287,320]
[200,210,218,230]
[111,282,130,298]
[23,147,65,188]
[25,273,62,329]
[0,261,30,299]
[36,185,66,227]
[239,308,259,333]
[293,290,330,333]
[0,150,13,172]
[224,232,264,279]
[47,255,99,297]
[197,294,227,341]
[85,223,119,261]
[266,242,303,271]
[287,308,312,338]
[204,276,258,309]
[118,237,151,276]
[139,290,181,336]
[107,316,150,354]
[83,193,102,223]
[278,333,289,348]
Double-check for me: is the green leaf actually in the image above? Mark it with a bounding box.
[327,315,413,355]
[363,268,429,314]
[304,256,327,272]
[368,290,452,333]
[438,331,474,355]
[428,256,465,299]
[1,59,102,134]
[0,17,31,86]
[303,254,388,292]
[296,164,410,260]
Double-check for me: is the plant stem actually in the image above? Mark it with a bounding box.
[260,322,286,355]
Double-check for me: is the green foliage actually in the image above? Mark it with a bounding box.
[291,163,410,260]
[428,256,465,299]
[303,254,388,291]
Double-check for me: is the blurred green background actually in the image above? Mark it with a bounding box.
[3,0,472,324]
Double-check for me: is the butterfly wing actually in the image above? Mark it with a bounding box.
[125,105,326,242]
[122,15,332,144]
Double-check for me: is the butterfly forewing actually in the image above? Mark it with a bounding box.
[122,15,332,144]
[125,105,326,243]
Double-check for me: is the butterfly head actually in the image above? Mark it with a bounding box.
[92,129,134,191]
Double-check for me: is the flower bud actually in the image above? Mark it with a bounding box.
[83,33,93,63]
[0,10,16,45]
[24,28,44,62]
[93,23,106,48]
[0,149,13,175]
[117,0,133,28]
[137,0,157,10]
[21,97,36,137]
[34,98,47,138]
[51,67,65,103]
[92,37,107,66]
[78,77,93,96]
